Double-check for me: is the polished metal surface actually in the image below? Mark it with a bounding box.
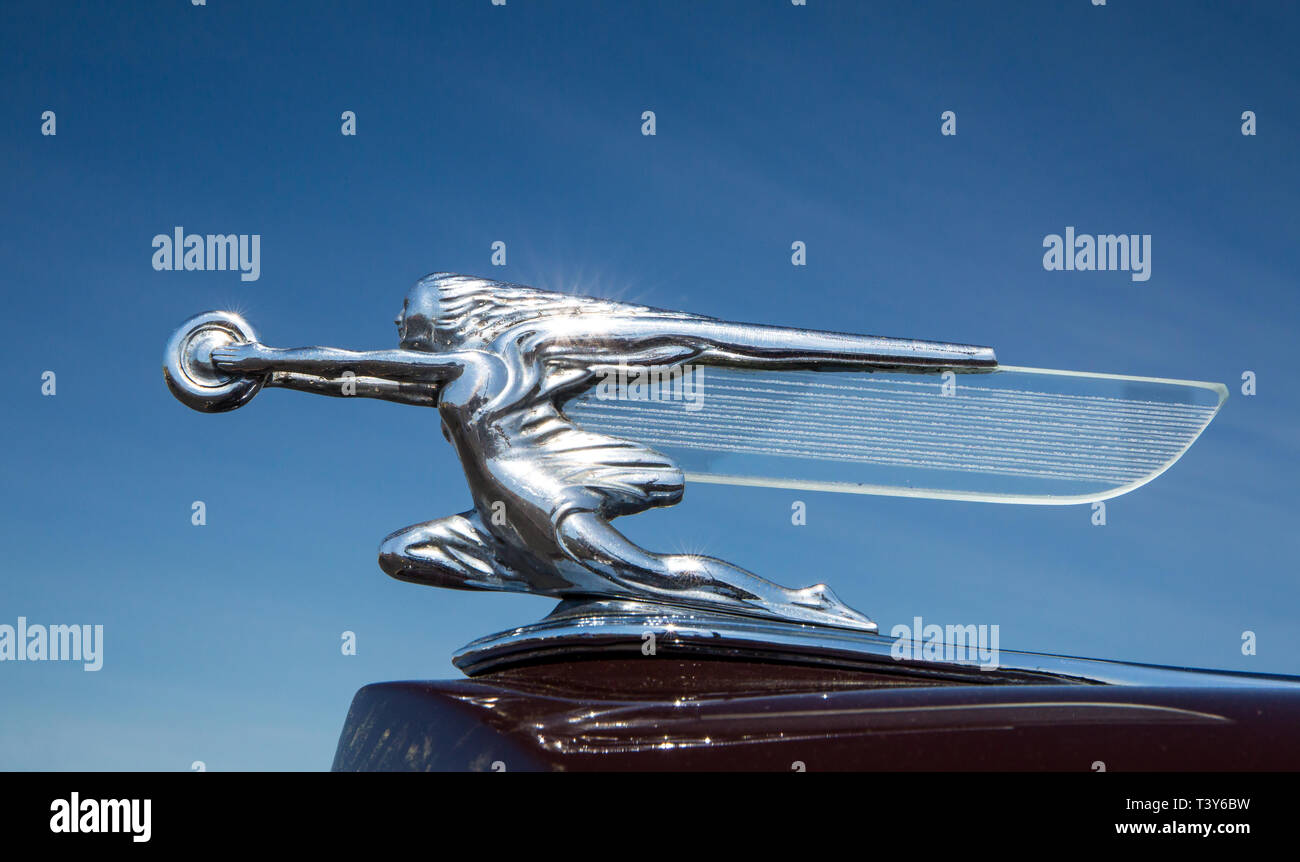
[164,272,998,632]
[163,310,265,412]
[453,598,1300,689]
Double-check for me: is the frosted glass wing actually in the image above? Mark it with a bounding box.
[561,364,1227,504]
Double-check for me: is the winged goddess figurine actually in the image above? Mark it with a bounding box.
[165,273,1010,631]
[167,272,1226,638]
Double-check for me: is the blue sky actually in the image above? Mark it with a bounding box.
[2,0,1297,770]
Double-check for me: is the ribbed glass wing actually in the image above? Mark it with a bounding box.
[562,365,1227,504]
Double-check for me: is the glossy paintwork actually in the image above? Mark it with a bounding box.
[332,658,1300,771]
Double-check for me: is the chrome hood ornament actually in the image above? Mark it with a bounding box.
[165,273,1227,677]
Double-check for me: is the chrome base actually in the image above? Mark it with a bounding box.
[454,599,1300,689]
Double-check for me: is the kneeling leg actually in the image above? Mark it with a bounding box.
[554,510,874,629]
[378,512,526,592]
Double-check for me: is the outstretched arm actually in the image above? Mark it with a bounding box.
[211,343,468,381]
[537,315,996,371]
[693,320,997,370]
[265,371,437,406]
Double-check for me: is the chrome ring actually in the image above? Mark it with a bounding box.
[163,310,264,412]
